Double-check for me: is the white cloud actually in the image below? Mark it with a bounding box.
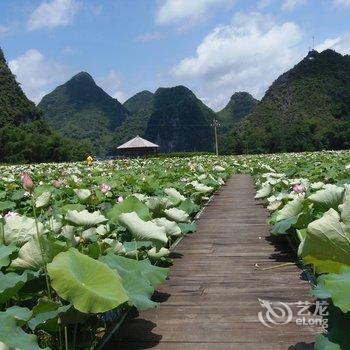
[281,0,307,11]
[155,0,233,26]
[332,0,350,6]
[96,70,128,102]
[316,32,350,54]
[171,12,303,110]
[136,32,162,43]
[28,0,80,30]
[9,49,72,103]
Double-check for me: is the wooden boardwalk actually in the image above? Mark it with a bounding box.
[105,175,320,349]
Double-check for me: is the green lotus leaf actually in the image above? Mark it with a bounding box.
[11,237,66,270]
[190,181,213,193]
[4,215,45,246]
[164,188,186,205]
[99,253,169,288]
[65,209,107,227]
[214,165,225,172]
[0,244,17,268]
[315,335,341,350]
[28,299,71,331]
[5,306,32,322]
[0,201,16,212]
[308,184,344,210]
[0,271,32,303]
[178,222,197,234]
[311,182,325,190]
[339,184,350,226]
[47,248,128,313]
[164,208,190,223]
[119,212,168,247]
[178,199,200,215]
[255,183,272,199]
[35,192,51,209]
[148,247,170,259]
[49,218,63,234]
[0,313,46,350]
[119,270,158,310]
[299,208,350,273]
[271,215,300,235]
[152,217,181,237]
[73,189,91,202]
[61,203,86,214]
[276,198,304,222]
[312,267,350,313]
[107,196,150,223]
[145,197,173,216]
[123,241,152,253]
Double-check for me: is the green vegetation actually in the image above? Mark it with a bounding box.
[0,156,231,349]
[143,86,216,152]
[4,46,350,162]
[38,72,130,156]
[217,91,258,132]
[0,48,89,163]
[117,86,218,153]
[250,151,350,350]
[123,90,153,114]
[220,50,350,154]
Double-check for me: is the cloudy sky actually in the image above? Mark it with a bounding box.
[1,0,350,110]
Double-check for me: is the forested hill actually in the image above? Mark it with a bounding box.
[143,86,216,152]
[123,90,153,114]
[217,92,258,130]
[39,72,130,156]
[0,48,88,163]
[115,86,218,152]
[220,49,350,154]
[0,49,40,127]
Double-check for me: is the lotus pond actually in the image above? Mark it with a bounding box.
[1,151,350,350]
[0,156,232,349]
[250,150,350,350]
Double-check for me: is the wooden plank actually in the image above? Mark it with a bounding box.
[104,175,320,349]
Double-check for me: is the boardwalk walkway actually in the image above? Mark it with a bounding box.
[106,175,320,350]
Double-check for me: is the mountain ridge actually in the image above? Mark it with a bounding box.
[0,48,89,162]
[39,72,130,156]
[220,49,350,154]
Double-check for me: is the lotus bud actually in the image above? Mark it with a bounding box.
[292,184,304,194]
[100,183,110,195]
[21,172,34,193]
[117,196,124,203]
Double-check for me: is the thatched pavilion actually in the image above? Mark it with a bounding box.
[117,135,159,157]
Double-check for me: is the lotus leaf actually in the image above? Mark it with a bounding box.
[47,248,128,313]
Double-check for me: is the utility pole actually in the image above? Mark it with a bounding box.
[211,118,220,156]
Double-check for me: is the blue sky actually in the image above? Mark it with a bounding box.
[1,0,350,110]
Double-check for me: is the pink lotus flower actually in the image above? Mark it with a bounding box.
[52,180,62,188]
[21,172,34,193]
[117,196,124,203]
[293,184,304,194]
[100,183,110,195]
